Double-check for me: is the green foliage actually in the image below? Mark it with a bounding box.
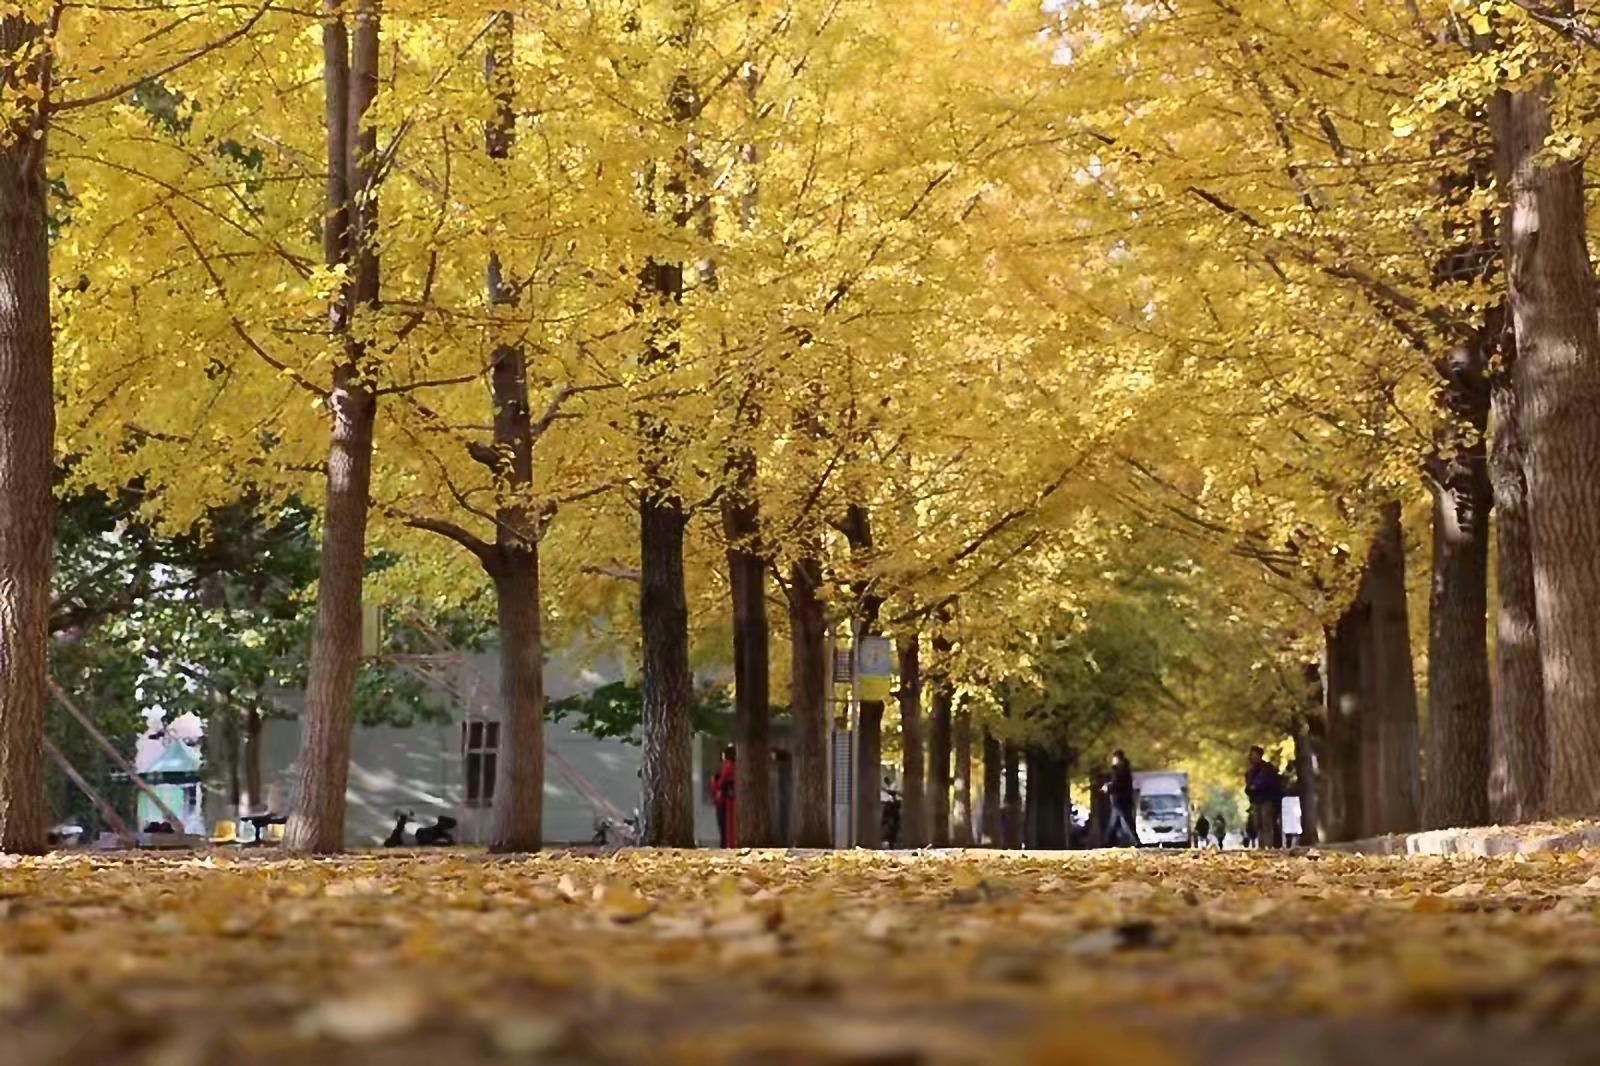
[547,681,748,744]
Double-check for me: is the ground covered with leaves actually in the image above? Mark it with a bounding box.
[4,848,1600,1065]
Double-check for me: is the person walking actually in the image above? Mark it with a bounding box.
[1212,813,1227,850]
[711,745,737,848]
[1244,746,1285,849]
[1194,811,1211,850]
[1103,750,1140,847]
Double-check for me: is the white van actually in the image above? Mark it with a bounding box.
[1132,770,1191,848]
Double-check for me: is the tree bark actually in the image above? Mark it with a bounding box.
[1361,502,1423,836]
[1323,607,1367,843]
[1501,77,1600,817]
[951,705,972,846]
[840,504,884,849]
[0,15,53,854]
[897,635,926,847]
[1025,746,1068,849]
[723,464,773,848]
[639,494,696,846]
[242,705,263,811]
[981,727,1002,845]
[472,12,546,855]
[1487,332,1547,823]
[489,549,542,851]
[1423,330,1493,830]
[1292,710,1318,845]
[787,556,830,847]
[854,697,882,848]
[285,1,379,854]
[1002,740,1022,848]
[929,675,952,846]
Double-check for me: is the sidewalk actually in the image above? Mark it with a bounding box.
[1317,819,1600,857]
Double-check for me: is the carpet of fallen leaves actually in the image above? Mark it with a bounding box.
[5,847,1600,1065]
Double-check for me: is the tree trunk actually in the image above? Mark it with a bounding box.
[285,2,379,854]
[0,15,53,855]
[489,549,543,851]
[1423,330,1493,830]
[1361,502,1422,836]
[854,697,882,848]
[897,635,926,847]
[787,557,830,848]
[1487,334,1547,823]
[476,13,545,855]
[1294,699,1322,847]
[1002,741,1022,848]
[1026,746,1068,849]
[1501,78,1600,817]
[639,494,696,846]
[243,705,263,811]
[723,472,773,848]
[981,728,1002,845]
[840,505,884,850]
[929,678,952,846]
[951,705,972,846]
[1323,608,1367,843]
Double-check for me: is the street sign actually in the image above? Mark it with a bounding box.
[858,635,892,678]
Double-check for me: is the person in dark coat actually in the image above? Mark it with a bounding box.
[1212,813,1227,849]
[1244,746,1285,848]
[1103,750,1140,847]
[1194,812,1211,849]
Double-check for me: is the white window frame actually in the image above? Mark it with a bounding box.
[462,718,501,809]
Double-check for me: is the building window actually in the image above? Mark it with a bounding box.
[463,720,500,809]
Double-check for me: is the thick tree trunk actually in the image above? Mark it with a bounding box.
[1423,331,1493,830]
[1323,608,1367,843]
[1487,337,1547,823]
[1294,702,1322,847]
[951,706,973,846]
[1361,502,1423,835]
[723,477,773,848]
[285,4,378,853]
[490,549,543,852]
[840,505,884,849]
[1026,746,1068,849]
[639,494,696,846]
[1292,661,1322,846]
[854,697,883,848]
[479,13,544,855]
[897,635,926,847]
[1002,741,1022,848]
[1502,79,1600,816]
[929,678,952,846]
[787,557,830,847]
[981,728,1002,845]
[0,20,52,853]
[242,705,263,811]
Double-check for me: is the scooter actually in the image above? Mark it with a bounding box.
[881,786,902,849]
[384,810,413,847]
[414,815,457,846]
[384,810,456,847]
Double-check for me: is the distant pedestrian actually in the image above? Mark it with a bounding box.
[1213,813,1226,849]
[711,746,737,847]
[1194,812,1211,849]
[1103,750,1140,847]
[1244,746,1285,848]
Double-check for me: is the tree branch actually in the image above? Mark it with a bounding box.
[51,2,274,113]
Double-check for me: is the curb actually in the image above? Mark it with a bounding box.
[1318,822,1600,858]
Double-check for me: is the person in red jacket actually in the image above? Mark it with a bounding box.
[711,746,736,847]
